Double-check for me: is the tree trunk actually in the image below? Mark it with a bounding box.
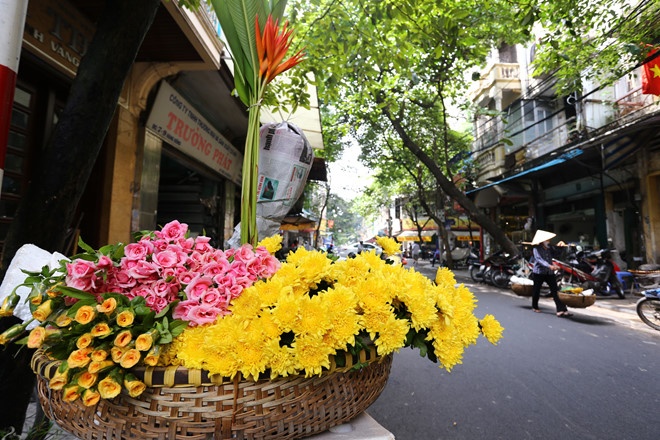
[383,109,520,257]
[0,0,160,433]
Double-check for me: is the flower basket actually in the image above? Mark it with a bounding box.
[511,283,533,297]
[558,292,596,308]
[32,347,392,440]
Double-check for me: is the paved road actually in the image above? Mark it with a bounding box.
[366,261,660,439]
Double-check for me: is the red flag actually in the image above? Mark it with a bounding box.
[642,49,660,95]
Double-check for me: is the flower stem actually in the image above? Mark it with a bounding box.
[241,103,261,246]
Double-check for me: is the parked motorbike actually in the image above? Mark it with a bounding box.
[470,251,519,288]
[553,248,625,298]
[636,288,660,331]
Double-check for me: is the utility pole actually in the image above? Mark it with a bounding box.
[0,0,28,195]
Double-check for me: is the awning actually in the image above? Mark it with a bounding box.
[468,148,584,194]
[395,230,436,242]
[280,213,316,231]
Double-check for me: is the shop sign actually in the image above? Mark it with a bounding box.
[146,81,243,185]
[23,0,95,77]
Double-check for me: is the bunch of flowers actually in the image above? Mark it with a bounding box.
[0,222,503,406]
[170,236,503,380]
[0,220,280,406]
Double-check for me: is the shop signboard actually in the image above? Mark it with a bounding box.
[22,0,95,78]
[146,81,243,185]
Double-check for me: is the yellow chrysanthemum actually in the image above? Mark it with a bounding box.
[257,234,282,254]
[292,334,334,377]
[434,267,456,287]
[235,329,275,380]
[268,345,297,379]
[293,295,331,337]
[479,314,504,345]
[375,236,401,257]
[373,315,409,355]
[230,284,266,317]
[270,293,300,332]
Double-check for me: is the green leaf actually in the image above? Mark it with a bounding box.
[77,237,96,254]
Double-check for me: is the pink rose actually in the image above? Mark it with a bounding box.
[156,220,188,242]
[193,236,213,254]
[152,249,178,269]
[124,242,151,260]
[184,276,213,301]
[185,303,221,326]
[124,260,158,279]
[173,299,195,320]
[232,244,255,263]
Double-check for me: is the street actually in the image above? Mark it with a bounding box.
[366,262,660,439]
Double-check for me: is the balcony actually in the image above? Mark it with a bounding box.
[470,63,522,107]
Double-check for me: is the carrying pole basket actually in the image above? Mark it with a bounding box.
[32,348,392,440]
[558,292,596,308]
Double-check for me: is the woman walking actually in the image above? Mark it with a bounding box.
[527,230,572,317]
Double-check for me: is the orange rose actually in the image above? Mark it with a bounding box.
[111,346,126,363]
[55,313,72,327]
[49,369,69,390]
[67,347,93,369]
[76,333,94,349]
[32,299,54,321]
[29,294,43,306]
[82,388,101,407]
[62,384,80,402]
[46,284,63,298]
[113,330,132,347]
[97,297,117,314]
[91,348,109,362]
[91,322,112,338]
[143,352,160,366]
[115,310,135,328]
[124,373,146,398]
[88,359,115,374]
[98,376,122,399]
[119,348,141,369]
[135,329,159,351]
[27,327,47,349]
[77,371,98,389]
[75,305,96,325]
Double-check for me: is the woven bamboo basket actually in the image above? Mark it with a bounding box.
[32,347,392,440]
[511,283,533,297]
[558,292,596,308]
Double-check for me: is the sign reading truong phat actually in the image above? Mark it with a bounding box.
[146,82,243,185]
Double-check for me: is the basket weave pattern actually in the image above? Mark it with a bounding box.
[558,292,596,308]
[32,349,392,440]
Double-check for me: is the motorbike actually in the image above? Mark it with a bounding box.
[470,251,519,288]
[553,248,625,298]
[636,288,660,331]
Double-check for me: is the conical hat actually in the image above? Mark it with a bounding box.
[523,230,556,246]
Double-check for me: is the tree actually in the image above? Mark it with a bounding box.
[289,0,529,256]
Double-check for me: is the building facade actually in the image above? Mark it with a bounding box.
[468,41,660,268]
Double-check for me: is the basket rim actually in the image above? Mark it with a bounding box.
[31,345,384,388]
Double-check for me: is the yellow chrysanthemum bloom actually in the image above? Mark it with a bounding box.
[292,334,334,377]
[270,293,301,332]
[372,315,409,355]
[268,345,297,379]
[257,234,282,254]
[479,314,504,345]
[293,294,331,337]
[434,267,456,287]
[375,236,401,257]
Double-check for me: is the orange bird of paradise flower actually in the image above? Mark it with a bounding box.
[255,15,305,86]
